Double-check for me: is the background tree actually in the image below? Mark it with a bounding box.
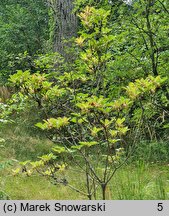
[0,0,49,83]
[47,0,78,55]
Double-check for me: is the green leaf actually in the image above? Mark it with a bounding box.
[19,160,31,166]
[38,153,56,162]
[52,146,68,154]
[101,118,115,128]
[71,145,83,150]
[115,118,125,127]
[35,122,46,130]
[79,141,98,147]
[109,130,118,138]
[91,127,102,136]
[117,127,129,135]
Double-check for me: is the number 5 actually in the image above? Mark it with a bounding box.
[157,203,163,211]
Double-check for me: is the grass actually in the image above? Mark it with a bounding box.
[0,124,169,200]
[0,124,53,161]
[1,171,86,200]
[110,163,169,200]
[0,162,169,200]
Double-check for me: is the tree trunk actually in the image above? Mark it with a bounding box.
[48,0,77,55]
[101,183,107,200]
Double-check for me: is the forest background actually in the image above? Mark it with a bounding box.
[0,0,169,200]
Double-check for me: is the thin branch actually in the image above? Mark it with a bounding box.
[157,0,169,14]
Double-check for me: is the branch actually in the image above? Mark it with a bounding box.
[157,0,169,14]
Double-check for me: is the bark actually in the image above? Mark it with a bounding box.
[145,0,158,76]
[47,0,77,55]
